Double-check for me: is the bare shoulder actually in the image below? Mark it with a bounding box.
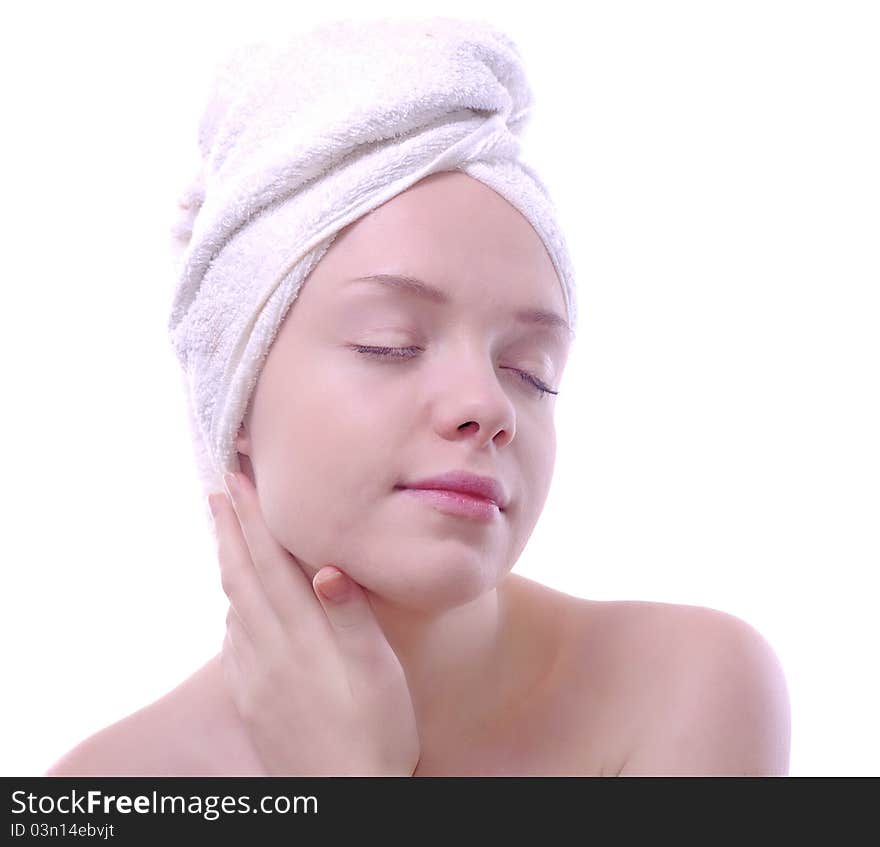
[44,701,179,777]
[44,660,223,777]
[577,599,792,776]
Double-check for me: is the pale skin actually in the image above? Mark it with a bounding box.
[211,469,420,776]
[45,171,791,776]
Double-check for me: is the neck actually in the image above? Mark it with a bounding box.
[365,577,513,738]
[199,574,543,773]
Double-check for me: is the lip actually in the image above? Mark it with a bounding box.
[398,488,501,522]
[396,470,508,511]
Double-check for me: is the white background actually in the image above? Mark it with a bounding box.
[2,1,877,776]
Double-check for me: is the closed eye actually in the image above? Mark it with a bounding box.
[351,345,558,398]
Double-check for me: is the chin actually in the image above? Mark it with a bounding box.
[357,557,501,614]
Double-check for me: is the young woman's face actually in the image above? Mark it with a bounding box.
[236,170,572,613]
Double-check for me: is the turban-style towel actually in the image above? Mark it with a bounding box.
[167,15,578,511]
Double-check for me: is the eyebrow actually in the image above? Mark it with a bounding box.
[348,274,574,341]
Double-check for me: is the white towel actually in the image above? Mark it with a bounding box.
[167,15,578,507]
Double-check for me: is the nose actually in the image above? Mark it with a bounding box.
[432,353,517,446]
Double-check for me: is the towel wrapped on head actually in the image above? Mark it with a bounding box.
[167,15,578,509]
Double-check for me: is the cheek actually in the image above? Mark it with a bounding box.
[517,432,557,512]
[260,408,385,526]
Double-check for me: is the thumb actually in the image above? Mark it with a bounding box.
[313,566,394,664]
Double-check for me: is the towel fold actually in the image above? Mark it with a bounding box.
[167,15,578,504]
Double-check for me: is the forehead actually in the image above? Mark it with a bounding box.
[307,171,569,324]
[343,273,573,344]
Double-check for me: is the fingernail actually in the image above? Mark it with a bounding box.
[317,569,349,602]
[223,472,238,498]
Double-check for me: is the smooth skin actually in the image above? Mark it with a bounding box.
[215,168,575,771]
[45,169,576,776]
[43,170,790,776]
[212,471,419,776]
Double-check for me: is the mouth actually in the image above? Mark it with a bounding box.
[395,470,509,511]
[394,486,502,522]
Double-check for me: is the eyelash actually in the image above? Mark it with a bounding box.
[352,345,558,398]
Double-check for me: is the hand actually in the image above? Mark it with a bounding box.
[208,471,421,776]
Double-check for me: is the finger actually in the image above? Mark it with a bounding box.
[226,604,256,668]
[220,632,250,718]
[313,566,402,679]
[223,471,322,626]
[211,491,282,646]
[222,628,242,668]
[221,630,243,687]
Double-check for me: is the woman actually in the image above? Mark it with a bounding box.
[45,16,790,777]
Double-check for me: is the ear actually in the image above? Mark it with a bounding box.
[234,419,251,455]
[235,419,255,486]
